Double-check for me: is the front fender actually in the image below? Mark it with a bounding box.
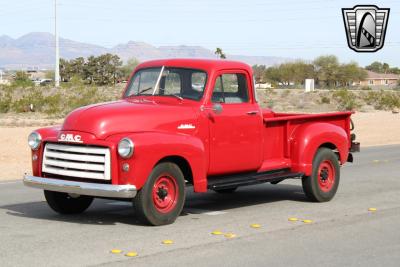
[107,132,207,192]
[290,123,349,176]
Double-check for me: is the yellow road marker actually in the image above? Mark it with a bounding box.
[111,249,122,254]
[302,219,313,224]
[162,240,174,244]
[224,233,237,238]
[125,251,138,257]
[288,217,298,222]
[372,160,380,163]
[368,208,377,212]
[250,224,261,228]
[211,230,224,235]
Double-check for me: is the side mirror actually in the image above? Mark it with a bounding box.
[212,103,223,114]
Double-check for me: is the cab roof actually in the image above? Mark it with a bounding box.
[135,58,252,73]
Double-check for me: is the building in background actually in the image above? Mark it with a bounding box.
[358,70,400,87]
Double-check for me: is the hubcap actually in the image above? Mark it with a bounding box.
[317,160,335,192]
[152,175,179,213]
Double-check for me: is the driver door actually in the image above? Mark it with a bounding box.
[207,71,263,175]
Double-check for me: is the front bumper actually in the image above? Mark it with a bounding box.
[23,175,137,199]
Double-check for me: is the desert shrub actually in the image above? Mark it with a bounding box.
[43,93,64,116]
[65,86,113,112]
[361,90,400,110]
[281,89,291,97]
[0,92,12,113]
[0,83,121,117]
[266,99,275,108]
[377,91,400,109]
[362,91,379,105]
[265,88,277,95]
[11,87,45,112]
[332,89,361,111]
[320,96,331,104]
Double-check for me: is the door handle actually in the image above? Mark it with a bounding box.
[246,111,259,115]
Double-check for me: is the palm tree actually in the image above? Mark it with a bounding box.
[215,47,226,59]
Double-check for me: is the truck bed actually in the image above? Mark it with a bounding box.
[259,110,353,172]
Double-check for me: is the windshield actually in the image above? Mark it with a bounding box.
[124,67,207,101]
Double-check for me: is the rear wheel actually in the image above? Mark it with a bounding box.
[134,162,186,226]
[302,148,340,202]
[44,190,93,214]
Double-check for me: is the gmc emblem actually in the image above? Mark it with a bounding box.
[58,134,83,143]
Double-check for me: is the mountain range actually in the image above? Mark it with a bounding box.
[0,32,289,69]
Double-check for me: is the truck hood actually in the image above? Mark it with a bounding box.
[61,99,199,139]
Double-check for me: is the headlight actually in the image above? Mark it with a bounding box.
[118,138,134,158]
[28,132,42,150]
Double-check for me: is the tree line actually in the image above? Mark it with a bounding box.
[60,54,139,85]
[253,55,370,88]
[365,61,400,74]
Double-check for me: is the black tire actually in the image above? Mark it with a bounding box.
[214,187,238,194]
[44,190,93,214]
[134,162,186,226]
[302,148,340,202]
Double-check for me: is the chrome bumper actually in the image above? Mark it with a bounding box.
[23,175,137,199]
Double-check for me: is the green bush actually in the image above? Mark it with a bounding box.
[43,93,63,116]
[281,89,291,97]
[320,96,331,104]
[361,90,400,110]
[0,92,12,113]
[332,89,361,111]
[12,88,45,112]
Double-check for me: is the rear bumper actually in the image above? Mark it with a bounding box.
[350,141,360,152]
[23,175,137,199]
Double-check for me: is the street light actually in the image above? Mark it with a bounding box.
[54,0,60,87]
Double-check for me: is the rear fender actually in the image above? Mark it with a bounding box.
[290,123,349,176]
[107,132,207,192]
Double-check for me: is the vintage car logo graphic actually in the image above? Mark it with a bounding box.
[342,5,390,52]
[58,134,83,143]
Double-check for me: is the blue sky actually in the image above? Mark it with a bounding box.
[0,0,399,66]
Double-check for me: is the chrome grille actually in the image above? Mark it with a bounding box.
[42,143,111,180]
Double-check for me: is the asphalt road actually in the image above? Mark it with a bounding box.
[1,145,399,267]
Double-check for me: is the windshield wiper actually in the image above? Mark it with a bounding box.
[137,87,153,95]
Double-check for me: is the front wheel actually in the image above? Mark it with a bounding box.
[302,148,340,202]
[134,162,186,226]
[44,190,93,214]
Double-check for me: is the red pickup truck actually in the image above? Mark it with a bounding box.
[24,59,360,225]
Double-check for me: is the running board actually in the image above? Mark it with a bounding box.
[207,169,304,190]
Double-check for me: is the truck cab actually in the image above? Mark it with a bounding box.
[24,59,359,225]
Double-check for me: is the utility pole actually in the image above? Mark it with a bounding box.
[54,0,60,87]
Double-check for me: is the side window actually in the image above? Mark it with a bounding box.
[211,73,249,104]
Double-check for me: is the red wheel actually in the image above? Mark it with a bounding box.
[152,175,179,213]
[317,160,336,192]
[302,148,340,202]
[134,162,186,225]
